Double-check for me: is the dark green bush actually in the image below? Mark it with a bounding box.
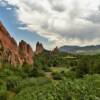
[52,72,63,80]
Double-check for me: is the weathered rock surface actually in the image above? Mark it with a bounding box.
[19,40,33,64]
[35,42,44,55]
[0,21,34,66]
[52,46,59,54]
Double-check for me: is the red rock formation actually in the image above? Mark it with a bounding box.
[0,21,34,66]
[0,21,21,66]
[0,22,18,52]
[19,40,33,64]
[35,42,44,55]
[52,46,59,54]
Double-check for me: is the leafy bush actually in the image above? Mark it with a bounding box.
[52,72,63,80]
[10,74,100,100]
[64,70,77,79]
[30,67,45,77]
[0,80,7,100]
[0,80,6,95]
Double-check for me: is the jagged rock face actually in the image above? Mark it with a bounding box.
[19,40,33,64]
[0,22,21,66]
[0,42,20,67]
[52,46,59,54]
[35,42,44,55]
[0,21,34,66]
[0,22,18,52]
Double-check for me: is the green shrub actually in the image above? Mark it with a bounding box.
[29,67,45,77]
[52,72,63,80]
[64,71,77,79]
[0,80,6,95]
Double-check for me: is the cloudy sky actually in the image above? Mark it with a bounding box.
[0,0,100,50]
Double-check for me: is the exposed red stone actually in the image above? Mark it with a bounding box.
[19,40,33,64]
[0,22,18,52]
[0,21,21,66]
[0,21,34,66]
[35,42,44,55]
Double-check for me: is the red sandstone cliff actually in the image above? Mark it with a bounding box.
[19,40,33,64]
[0,21,34,66]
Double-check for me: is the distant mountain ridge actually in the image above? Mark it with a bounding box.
[59,45,100,54]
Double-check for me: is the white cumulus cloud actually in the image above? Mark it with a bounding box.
[1,0,100,48]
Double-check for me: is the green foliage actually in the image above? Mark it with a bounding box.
[74,55,100,77]
[33,52,68,70]
[76,57,90,77]
[0,80,7,100]
[6,78,21,93]
[21,62,33,75]
[0,80,6,95]
[9,74,100,100]
[30,67,45,77]
[52,71,63,80]
[0,52,100,100]
[63,70,77,79]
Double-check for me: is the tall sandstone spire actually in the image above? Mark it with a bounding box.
[35,42,44,55]
[19,40,33,64]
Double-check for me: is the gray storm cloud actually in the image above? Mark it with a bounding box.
[1,0,100,47]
